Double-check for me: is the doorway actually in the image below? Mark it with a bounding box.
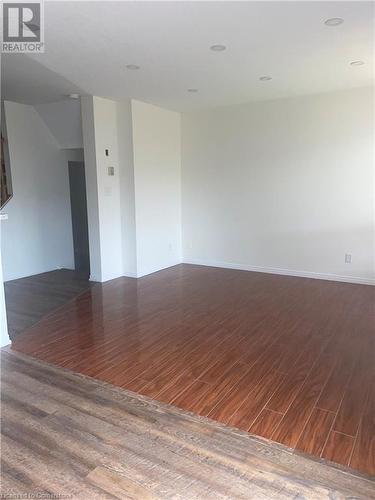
[68,161,90,278]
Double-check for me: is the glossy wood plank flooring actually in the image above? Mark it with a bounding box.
[5,269,95,339]
[2,349,374,500]
[10,264,375,477]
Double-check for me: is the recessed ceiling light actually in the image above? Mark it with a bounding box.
[350,60,365,66]
[324,18,344,26]
[210,44,226,52]
[187,88,198,93]
[126,64,140,70]
[66,93,80,99]
[259,76,272,81]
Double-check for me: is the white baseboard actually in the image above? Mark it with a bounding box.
[123,271,137,279]
[89,262,181,282]
[90,259,374,286]
[90,272,137,282]
[136,261,181,278]
[182,258,375,286]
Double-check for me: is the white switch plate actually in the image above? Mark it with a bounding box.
[0,214,8,220]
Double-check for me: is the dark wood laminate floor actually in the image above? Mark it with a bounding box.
[1,349,374,499]
[10,264,375,477]
[4,269,95,339]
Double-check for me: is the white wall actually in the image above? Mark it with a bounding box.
[182,87,375,285]
[2,101,74,281]
[117,100,137,277]
[93,97,123,281]
[35,99,83,149]
[82,97,182,281]
[131,100,182,277]
[81,96,102,281]
[63,148,84,162]
[81,96,123,282]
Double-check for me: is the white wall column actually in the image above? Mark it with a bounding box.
[81,96,124,282]
[116,100,137,277]
[82,96,182,281]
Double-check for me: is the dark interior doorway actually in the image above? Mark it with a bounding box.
[68,161,90,277]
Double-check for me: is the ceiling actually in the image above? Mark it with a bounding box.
[2,1,374,111]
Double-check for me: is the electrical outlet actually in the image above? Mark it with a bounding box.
[168,243,173,252]
[345,253,352,264]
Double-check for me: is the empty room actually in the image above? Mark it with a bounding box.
[0,1,374,498]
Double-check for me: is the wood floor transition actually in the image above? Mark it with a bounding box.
[1,349,374,499]
[9,264,375,478]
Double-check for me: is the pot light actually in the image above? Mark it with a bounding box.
[126,64,140,70]
[324,18,344,26]
[259,76,272,81]
[66,93,80,99]
[187,88,198,93]
[350,60,364,66]
[210,44,226,52]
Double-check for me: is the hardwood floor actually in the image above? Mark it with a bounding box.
[10,264,375,477]
[4,269,95,339]
[1,349,374,500]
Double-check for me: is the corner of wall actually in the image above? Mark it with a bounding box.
[116,100,138,278]
[81,95,102,282]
